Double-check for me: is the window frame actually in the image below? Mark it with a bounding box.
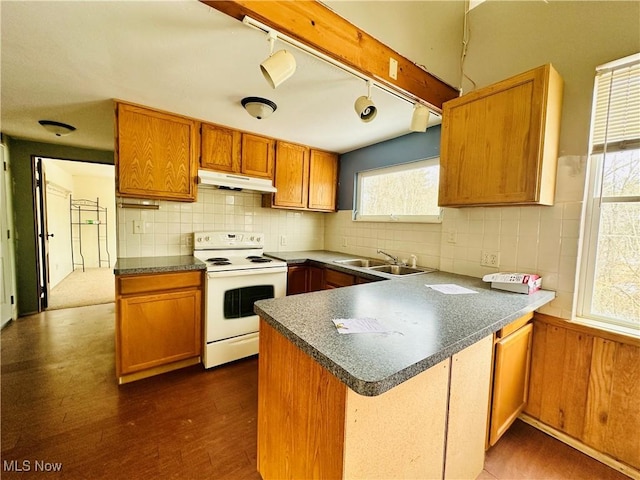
[575,52,640,336]
[353,157,442,224]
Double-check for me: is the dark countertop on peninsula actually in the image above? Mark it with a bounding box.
[113,255,206,275]
[256,250,555,397]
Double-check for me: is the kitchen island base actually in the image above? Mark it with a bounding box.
[257,319,493,479]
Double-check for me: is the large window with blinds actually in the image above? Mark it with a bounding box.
[576,53,640,335]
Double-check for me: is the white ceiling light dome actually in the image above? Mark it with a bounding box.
[241,96,278,120]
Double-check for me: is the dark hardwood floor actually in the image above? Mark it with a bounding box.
[1,304,631,479]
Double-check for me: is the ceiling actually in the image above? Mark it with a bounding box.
[1,1,441,155]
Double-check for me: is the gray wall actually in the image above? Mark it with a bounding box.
[8,137,113,316]
[337,126,441,210]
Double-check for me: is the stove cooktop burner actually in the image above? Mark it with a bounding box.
[207,257,229,262]
[247,256,272,263]
[211,261,232,266]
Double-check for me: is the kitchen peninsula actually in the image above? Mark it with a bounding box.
[254,264,555,479]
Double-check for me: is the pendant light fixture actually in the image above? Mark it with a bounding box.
[354,81,377,123]
[260,31,296,89]
[38,120,76,137]
[241,96,278,119]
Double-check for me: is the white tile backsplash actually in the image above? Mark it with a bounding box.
[116,189,325,257]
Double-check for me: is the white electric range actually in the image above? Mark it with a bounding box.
[193,232,287,368]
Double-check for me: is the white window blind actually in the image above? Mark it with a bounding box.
[591,54,640,152]
[576,52,640,335]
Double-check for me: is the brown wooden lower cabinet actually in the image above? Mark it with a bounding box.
[286,265,324,295]
[487,314,534,446]
[524,314,640,471]
[258,319,493,479]
[323,268,355,289]
[115,270,203,384]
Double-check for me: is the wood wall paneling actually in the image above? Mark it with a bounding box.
[526,314,640,471]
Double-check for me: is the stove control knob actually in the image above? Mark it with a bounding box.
[256,236,262,243]
[196,237,202,243]
[204,236,210,242]
[249,235,255,241]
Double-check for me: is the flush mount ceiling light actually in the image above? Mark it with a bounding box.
[241,96,278,120]
[354,81,377,123]
[260,31,297,89]
[38,120,76,137]
[410,104,431,132]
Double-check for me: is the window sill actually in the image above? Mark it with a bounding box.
[571,316,640,341]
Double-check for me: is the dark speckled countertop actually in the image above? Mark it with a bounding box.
[114,255,206,275]
[256,250,555,397]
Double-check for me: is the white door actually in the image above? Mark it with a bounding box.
[0,144,17,326]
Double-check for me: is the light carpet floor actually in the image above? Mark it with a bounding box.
[47,268,115,310]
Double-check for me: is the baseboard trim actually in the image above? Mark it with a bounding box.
[519,413,640,480]
[118,357,201,385]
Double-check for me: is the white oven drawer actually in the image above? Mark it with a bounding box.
[204,332,259,368]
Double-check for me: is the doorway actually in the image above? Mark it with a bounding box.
[34,157,116,310]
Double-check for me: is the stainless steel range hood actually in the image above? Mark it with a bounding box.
[198,170,277,193]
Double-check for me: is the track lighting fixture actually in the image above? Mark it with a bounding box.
[410,104,431,132]
[260,31,296,89]
[241,96,277,119]
[354,81,377,123]
[38,120,76,136]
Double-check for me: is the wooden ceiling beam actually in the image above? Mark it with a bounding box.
[200,0,459,112]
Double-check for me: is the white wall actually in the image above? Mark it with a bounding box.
[116,188,325,257]
[43,161,74,288]
[72,174,117,269]
[325,1,465,88]
[446,0,640,318]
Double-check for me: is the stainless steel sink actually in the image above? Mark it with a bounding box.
[368,265,429,276]
[334,258,388,268]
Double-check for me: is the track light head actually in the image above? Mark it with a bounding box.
[241,96,277,120]
[410,104,431,132]
[260,31,296,89]
[354,81,377,123]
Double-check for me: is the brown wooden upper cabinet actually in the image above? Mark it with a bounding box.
[439,64,563,207]
[116,102,199,202]
[266,142,338,212]
[200,123,274,180]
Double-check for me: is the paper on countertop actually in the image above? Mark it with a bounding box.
[425,284,478,295]
[332,318,392,334]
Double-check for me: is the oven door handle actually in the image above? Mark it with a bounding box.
[207,267,287,278]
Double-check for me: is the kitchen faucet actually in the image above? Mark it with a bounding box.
[377,249,405,266]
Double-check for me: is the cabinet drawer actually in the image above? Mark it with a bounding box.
[118,271,202,296]
[324,269,355,288]
[497,312,533,339]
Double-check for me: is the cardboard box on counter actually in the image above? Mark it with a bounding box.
[482,273,542,294]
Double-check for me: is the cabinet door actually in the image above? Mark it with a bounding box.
[273,141,310,209]
[118,289,202,375]
[323,269,355,289]
[439,64,562,207]
[200,123,241,173]
[308,150,338,211]
[308,266,324,292]
[287,266,308,296]
[242,133,274,179]
[489,322,533,445]
[116,102,198,201]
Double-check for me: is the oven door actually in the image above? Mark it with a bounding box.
[205,267,287,343]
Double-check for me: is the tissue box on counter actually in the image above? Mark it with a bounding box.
[482,273,542,294]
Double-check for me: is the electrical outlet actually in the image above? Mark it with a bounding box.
[389,57,398,80]
[481,251,500,267]
[342,237,348,247]
[447,231,457,244]
[133,220,143,234]
[280,235,287,246]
